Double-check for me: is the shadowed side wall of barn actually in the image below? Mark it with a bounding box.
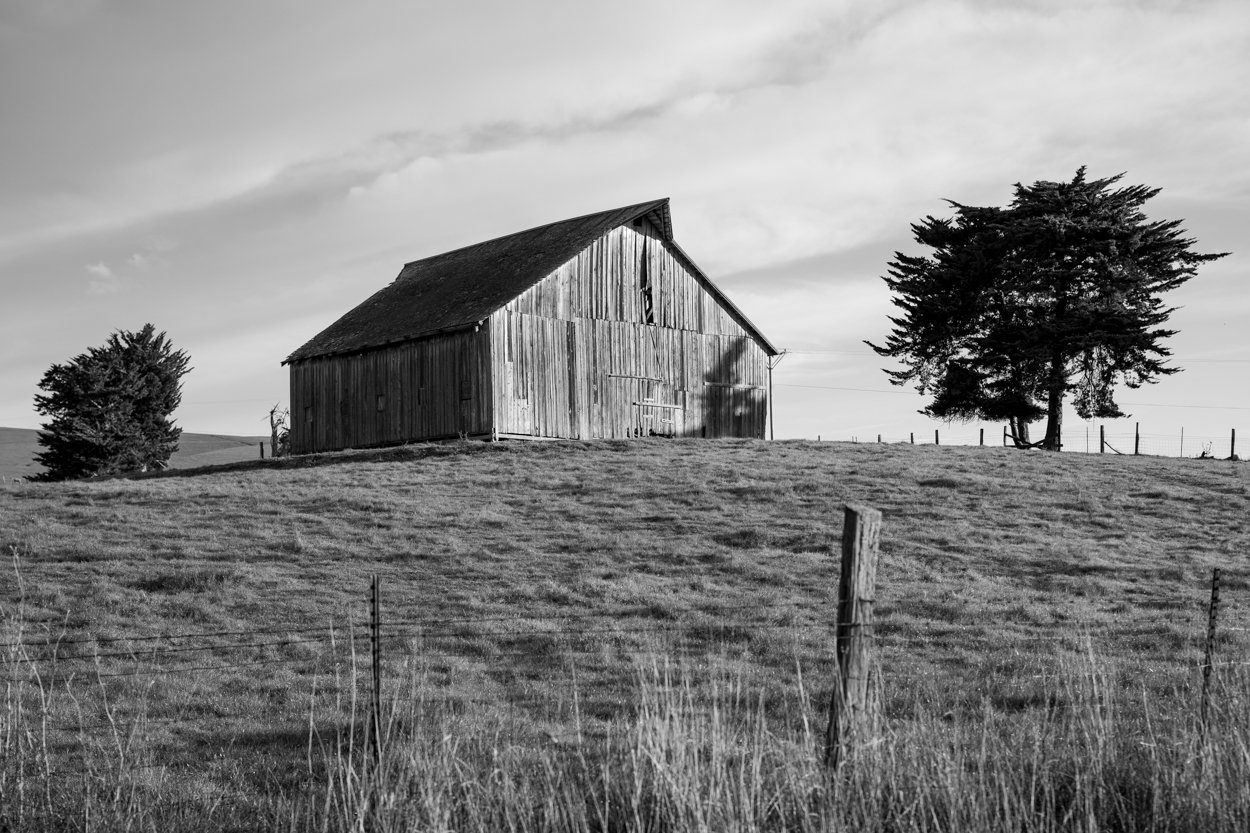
[288,328,493,454]
[489,222,768,440]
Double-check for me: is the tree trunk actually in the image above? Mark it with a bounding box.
[1041,354,1065,451]
[1008,418,1031,449]
[1041,283,1070,452]
[1042,391,1063,451]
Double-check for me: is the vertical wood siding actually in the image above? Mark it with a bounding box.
[291,220,770,452]
[492,223,769,440]
[289,327,492,454]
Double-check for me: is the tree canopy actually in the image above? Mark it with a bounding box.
[33,325,192,480]
[867,168,1227,450]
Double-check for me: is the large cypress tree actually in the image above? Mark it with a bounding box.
[868,168,1227,449]
[33,325,192,480]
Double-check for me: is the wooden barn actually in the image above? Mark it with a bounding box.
[283,198,778,454]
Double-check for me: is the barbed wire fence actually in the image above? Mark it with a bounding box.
[3,542,1246,773]
[843,423,1242,460]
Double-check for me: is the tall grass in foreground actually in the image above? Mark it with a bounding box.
[6,648,1250,832]
[284,658,1250,833]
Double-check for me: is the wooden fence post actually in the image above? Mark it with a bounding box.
[1134,423,1140,456]
[909,433,914,445]
[259,442,265,459]
[1201,567,1221,729]
[825,505,881,769]
[934,429,940,446]
[1099,426,1105,454]
[1231,428,1237,459]
[370,573,383,763]
[979,428,984,447]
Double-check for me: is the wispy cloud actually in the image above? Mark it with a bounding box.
[1,0,1246,436]
[84,261,120,295]
[125,237,177,269]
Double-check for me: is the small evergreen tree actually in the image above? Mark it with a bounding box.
[33,325,192,480]
[868,168,1228,449]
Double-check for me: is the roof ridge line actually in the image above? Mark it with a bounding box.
[399,198,670,268]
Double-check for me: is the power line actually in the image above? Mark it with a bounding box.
[1119,401,1250,411]
[782,349,1250,364]
[775,382,1250,411]
[775,383,909,395]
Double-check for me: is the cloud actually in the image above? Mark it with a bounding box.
[84,261,120,294]
[0,0,838,265]
[2,0,1245,440]
[125,237,177,269]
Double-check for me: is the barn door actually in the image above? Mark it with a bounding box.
[636,380,684,437]
[599,376,684,438]
[637,401,684,437]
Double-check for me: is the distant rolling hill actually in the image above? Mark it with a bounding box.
[0,426,268,480]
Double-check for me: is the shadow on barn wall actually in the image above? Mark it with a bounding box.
[703,339,764,438]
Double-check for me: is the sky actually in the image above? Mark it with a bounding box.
[2,0,1247,451]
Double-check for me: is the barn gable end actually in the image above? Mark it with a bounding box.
[491,221,769,440]
[284,199,776,453]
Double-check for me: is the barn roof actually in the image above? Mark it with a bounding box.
[284,198,776,363]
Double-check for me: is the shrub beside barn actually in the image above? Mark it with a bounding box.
[283,199,778,453]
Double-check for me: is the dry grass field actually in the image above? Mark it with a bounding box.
[2,438,1248,831]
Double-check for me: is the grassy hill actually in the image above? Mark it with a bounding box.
[2,439,1248,831]
[0,426,269,480]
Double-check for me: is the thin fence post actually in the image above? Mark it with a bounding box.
[1134,423,1140,456]
[979,428,984,447]
[370,573,382,764]
[825,505,881,770]
[934,429,939,446]
[1231,428,1237,459]
[1180,427,1185,458]
[909,432,914,445]
[1099,425,1105,454]
[877,434,881,444]
[259,442,265,459]
[1201,567,1221,729]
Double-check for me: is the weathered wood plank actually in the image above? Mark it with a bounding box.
[290,220,770,453]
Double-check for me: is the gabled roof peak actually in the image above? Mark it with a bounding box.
[283,198,776,364]
[399,198,671,270]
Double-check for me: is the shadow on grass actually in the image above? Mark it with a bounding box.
[116,441,512,481]
[130,568,236,594]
